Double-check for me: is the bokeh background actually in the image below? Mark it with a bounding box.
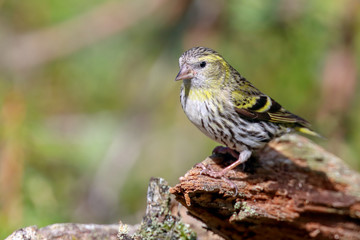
[0,0,359,237]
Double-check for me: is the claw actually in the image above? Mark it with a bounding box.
[196,162,239,194]
[195,163,212,175]
[221,177,238,195]
[195,148,252,195]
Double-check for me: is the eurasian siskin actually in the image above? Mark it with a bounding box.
[175,47,318,178]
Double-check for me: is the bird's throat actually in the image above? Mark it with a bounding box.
[183,82,213,101]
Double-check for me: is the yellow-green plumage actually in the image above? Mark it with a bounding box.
[175,47,318,177]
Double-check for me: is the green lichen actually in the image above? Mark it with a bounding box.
[231,201,259,221]
[119,178,196,240]
[135,214,196,240]
[233,201,242,210]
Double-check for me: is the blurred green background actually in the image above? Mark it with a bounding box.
[0,0,359,238]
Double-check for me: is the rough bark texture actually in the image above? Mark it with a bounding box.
[6,178,199,240]
[170,134,360,240]
[6,135,360,239]
[118,177,197,240]
[5,224,120,240]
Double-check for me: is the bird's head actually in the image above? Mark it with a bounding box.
[175,47,230,89]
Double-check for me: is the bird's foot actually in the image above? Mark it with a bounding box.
[196,162,222,178]
[196,162,238,194]
[196,149,252,195]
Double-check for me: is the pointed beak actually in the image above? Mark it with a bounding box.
[175,64,194,81]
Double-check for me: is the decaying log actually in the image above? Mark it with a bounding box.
[6,178,198,240]
[5,224,120,240]
[6,135,360,239]
[118,177,197,240]
[170,134,360,240]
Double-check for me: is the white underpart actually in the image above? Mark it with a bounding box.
[181,92,250,153]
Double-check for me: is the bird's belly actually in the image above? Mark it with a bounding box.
[182,98,244,150]
[182,97,278,152]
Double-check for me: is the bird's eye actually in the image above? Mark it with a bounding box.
[200,61,206,68]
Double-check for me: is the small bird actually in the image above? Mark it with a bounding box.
[175,47,319,178]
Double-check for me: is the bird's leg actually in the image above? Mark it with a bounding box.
[198,147,252,179]
[214,149,252,177]
[212,146,240,159]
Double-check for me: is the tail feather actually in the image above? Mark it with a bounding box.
[295,126,324,139]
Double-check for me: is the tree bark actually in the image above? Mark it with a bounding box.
[170,134,360,240]
[6,135,360,239]
[5,224,121,240]
[6,178,198,240]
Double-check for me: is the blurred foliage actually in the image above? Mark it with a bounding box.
[0,0,359,238]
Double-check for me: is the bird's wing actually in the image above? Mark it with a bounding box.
[231,81,310,127]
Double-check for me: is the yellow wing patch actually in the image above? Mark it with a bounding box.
[253,96,272,113]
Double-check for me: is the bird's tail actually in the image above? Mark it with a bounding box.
[295,126,324,139]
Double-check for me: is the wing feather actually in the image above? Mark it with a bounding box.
[231,79,310,127]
